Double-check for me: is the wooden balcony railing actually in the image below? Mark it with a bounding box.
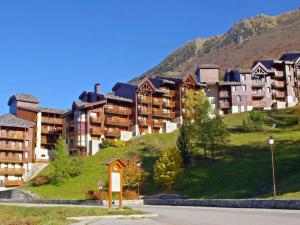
[253,102,265,108]
[271,81,285,88]
[105,107,132,115]
[138,108,152,115]
[0,133,26,140]
[42,117,63,125]
[162,90,176,97]
[219,91,230,98]
[4,180,24,186]
[272,92,285,98]
[152,99,162,106]
[105,130,120,137]
[138,120,151,126]
[152,110,175,118]
[251,81,265,87]
[153,121,164,127]
[90,117,103,124]
[0,168,25,175]
[90,127,104,135]
[252,92,265,97]
[274,71,284,78]
[41,127,62,134]
[0,156,24,163]
[219,102,230,108]
[138,97,152,103]
[163,101,176,107]
[0,145,26,151]
[105,118,131,127]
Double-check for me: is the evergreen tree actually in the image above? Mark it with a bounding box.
[154,148,183,190]
[177,125,192,165]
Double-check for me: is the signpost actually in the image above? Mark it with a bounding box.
[106,158,126,209]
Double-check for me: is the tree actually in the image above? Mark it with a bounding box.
[154,148,183,190]
[204,115,229,160]
[177,125,192,165]
[51,136,71,185]
[193,91,212,158]
[123,154,143,190]
[243,110,265,132]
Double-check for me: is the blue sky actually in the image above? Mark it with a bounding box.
[0,0,299,114]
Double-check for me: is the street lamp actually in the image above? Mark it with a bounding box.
[136,160,142,199]
[268,136,277,199]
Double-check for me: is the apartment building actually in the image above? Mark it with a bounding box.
[0,113,34,187]
[218,52,300,115]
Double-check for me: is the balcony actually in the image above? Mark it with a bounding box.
[4,180,24,186]
[105,107,132,116]
[42,117,63,125]
[138,97,152,104]
[90,117,102,124]
[163,101,176,108]
[105,118,131,127]
[253,102,265,108]
[152,99,162,106]
[90,127,104,135]
[138,108,152,115]
[274,71,284,78]
[41,137,57,145]
[272,92,286,98]
[0,145,26,152]
[219,91,230,98]
[252,92,265,98]
[152,110,175,118]
[251,81,265,87]
[105,130,120,137]
[271,81,285,88]
[41,127,61,134]
[138,120,151,127]
[0,133,26,140]
[219,102,230,108]
[0,168,25,175]
[162,90,176,97]
[153,121,164,128]
[0,156,24,163]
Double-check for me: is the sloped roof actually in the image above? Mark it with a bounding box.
[198,64,220,69]
[279,52,300,62]
[252,60,274,70]
[8,93,40,105]
[0,113,35,128]
[40,107,68,114]
[105,94,134,103]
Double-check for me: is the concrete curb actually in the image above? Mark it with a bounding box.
[67,213,159,221]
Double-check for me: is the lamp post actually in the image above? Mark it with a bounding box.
[136,160,142,199]
[268,136,277,199]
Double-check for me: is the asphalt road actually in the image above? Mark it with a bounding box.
[75,205,300,225]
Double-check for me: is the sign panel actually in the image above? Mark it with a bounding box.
[111,172,121,192]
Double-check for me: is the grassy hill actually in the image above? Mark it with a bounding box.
[130,8,300,83]
[21,106,300,200]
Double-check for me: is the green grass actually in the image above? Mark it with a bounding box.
[0,205,143,225]
[22,105,300,199]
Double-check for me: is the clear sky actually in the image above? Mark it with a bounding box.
[0,0,299,114]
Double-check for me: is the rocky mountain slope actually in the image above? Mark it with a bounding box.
[130,8,300,83]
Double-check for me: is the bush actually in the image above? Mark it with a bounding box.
[68,157,84,177]
[85,190,108,200]
[32,175,50,187]
[113,140,126,147]
[243,110,264,132]
[99,140,113,149]
[123,190,138,200]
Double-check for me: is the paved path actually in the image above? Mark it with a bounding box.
[72,205,300,225]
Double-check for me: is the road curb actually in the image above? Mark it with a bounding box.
[67,213,159,221]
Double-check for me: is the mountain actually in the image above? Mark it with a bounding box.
[130,8,300,83]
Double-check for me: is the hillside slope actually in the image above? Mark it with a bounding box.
[130,8,300,83]
[21,106,300,200]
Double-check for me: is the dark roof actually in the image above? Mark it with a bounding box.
[198,64,220,69]
[112,82,137,92]
[0,113,35,128]
[149,78,162,89]
[8,93,40,105]
[279,52,300,62]
[252,60,274,70]
[79,91,105,102]
[224,70,240,82]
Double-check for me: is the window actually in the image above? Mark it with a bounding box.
[237,96,241,102]
[242,85,246,91]
[232,86,236,92]
[268,87,271,93]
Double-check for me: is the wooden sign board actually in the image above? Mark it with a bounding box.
[106,158,126,209]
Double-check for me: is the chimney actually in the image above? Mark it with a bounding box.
[94,83,100,94]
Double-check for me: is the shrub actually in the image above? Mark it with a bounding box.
[243,110,264,132]
[85,190,96,200]
[123,154,143,190]
[99,140,113,149]
[32,175,50,186]
[113,140,126,147]
[68,157,84,177]
[94,191,108,200]
[123,190,138,200]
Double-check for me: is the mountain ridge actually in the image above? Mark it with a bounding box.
[130,8,300,84]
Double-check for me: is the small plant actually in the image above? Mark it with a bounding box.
[123,190,138,200]
[243,110,265,132]
[32,175,50,187]
[85,190,95,200]
[68,157,84,177]
[99,140,113,149]
[113,140,126,147]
